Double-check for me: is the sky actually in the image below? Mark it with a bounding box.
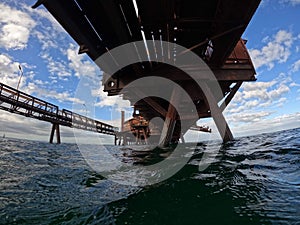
[0,0,299,144]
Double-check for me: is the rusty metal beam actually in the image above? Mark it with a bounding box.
[201,82,233,142]
[49,123,61,144]
[220,81,243,112]
[159,86,181,146]
[34,0,261,145]
[179,24,244,56]
[132,89,167,118]
[0,82,116,144]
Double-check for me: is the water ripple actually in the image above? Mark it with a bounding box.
[0,127,299,224]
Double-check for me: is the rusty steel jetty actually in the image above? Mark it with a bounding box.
[31,0,261,146]
[0,82,117,144]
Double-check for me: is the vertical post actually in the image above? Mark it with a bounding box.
[17,65,23,91]
[180,133,185,144]
[120,111,125,145]
[123,134,127,145]
[114,135,117,145]
[142,128,148,145]
[135,130,139,144]
[56,124,61,144]
[49,123,61,144]
[49,123,55,144]
[121,111,125,132]
[159,86,181,147]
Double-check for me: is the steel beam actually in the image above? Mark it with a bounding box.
[159,86,181,147]
[49,123,61,144]
[132,89,167,118]
[220,81,243,112]
[201,82,233,142]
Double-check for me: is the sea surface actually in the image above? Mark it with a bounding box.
[0,128,299,225]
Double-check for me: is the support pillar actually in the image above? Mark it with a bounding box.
[202,82,233,142]
[121,111,125,132]
[142,128,148,145]
[220,81,243,112]
[159,86,181,147]
[49,123,61,144]
[180,133,185,144]
[135,131,139,144]
[114,135,117,145]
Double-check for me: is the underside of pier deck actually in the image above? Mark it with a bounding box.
[34,0,261,145]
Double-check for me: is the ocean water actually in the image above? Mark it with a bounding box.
[0,128,299,225]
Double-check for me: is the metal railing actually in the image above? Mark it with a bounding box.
[0,82,117,135]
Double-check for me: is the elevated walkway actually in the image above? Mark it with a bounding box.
[0,82,117,143]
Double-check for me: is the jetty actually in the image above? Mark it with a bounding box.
[31,0,261,145]
[0,82,117,143]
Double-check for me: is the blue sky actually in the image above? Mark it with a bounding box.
[0,0,299,143]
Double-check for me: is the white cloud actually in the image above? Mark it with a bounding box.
[291,59,300,72]
[0,53,77,106]
[249,30,294,70]
[13,80,83,105]
[67,44,99,79]
[186,112,300,142]
[0,53,73,106]
[0,54,76,106]
[0,3,36,50]
[275,97,287,107]
[0,54,27,88]
[228,78,289,110]
[245,99,260,108]
[228,111,272,123]
[242,81,277,101]
[280,0,300,5]
[29,6,64,34]
[46,56,72,79]
[33,30,59,50]
[0,112,50,136]
[65,45,130,111]
[232,112,300,137]
[73,75,131,113]
[268,83,290,99]
[260,0,271,7]
[275,30,293,47]
[262,35,270,43]
[93,87,131,112]
[225,73,292,126]
[239,74,290,102]
[19,3,66,51]
[290,82,300,87]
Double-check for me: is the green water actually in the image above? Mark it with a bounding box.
[0,128,299,224]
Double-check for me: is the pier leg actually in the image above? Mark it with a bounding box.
[49,123,61,144]
[50,123,55,144]
[118,136,121,145]
[220,81,243,112]
[123,134,127,145]
[142,128,148,145]
[202,82,233,142]
[159,86,181,147]
[180,133,185,144]
[56,124,61,144]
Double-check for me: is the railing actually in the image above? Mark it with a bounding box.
[0,82,117,136]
